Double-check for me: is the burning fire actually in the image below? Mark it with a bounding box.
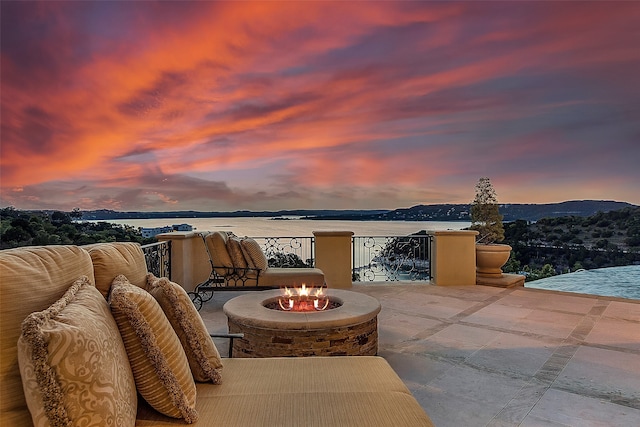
[278,284,330,312]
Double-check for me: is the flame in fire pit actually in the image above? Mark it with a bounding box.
[278,284,330,312]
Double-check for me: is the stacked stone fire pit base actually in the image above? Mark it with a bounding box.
[223,289,381,358]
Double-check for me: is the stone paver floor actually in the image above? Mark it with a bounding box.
[200,283,640,427]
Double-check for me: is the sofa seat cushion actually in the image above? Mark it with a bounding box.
[0,245,95,425]
[259,267,325,288]
[134,357,433,426]
[137,391,433,427]
[18,276,138,427]
[88,242,148,298]
[110,275,198,423]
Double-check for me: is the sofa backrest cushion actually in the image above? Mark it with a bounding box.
[18,275,137,427]
[0,245,95,425]
[204,231,233,275]
[88,242,148,298]
[240,238,269,271]
[226,236,248,269]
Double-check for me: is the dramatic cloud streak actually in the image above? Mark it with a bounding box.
[2,1,639,211]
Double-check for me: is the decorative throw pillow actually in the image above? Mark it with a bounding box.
[240,238,269,271]
[146,273,223,383]
[226,236,248,269]
[109,275,198,423]
[18,276,137,427]
[204,232,233,276]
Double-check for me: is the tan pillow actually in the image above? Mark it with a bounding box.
[240,238,268,271]
[204,232,233,276]
[109,275,198,423]
[88,242,148,298]
[226,236,248,269]
[146,273,223,383]
[18,276,137,427]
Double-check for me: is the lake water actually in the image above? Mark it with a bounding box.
[527,265,640,301]
[107,217,470,237]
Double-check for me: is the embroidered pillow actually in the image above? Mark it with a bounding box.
[109,275,198,423]
[18,276,137,427]
[240,238,268,271]
[146,274,222,383]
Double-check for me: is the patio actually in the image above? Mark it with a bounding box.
[202,283,640,427]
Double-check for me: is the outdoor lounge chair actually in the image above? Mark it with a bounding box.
[189,231,325,310]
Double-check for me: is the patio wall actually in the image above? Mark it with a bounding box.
[156,230,480,291]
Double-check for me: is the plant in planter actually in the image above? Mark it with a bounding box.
[470,177,511,277]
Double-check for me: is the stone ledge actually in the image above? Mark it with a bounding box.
[476,273,526,288]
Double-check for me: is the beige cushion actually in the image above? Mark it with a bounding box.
[135,357,435,426]
[204,232,233,276]
[240,238,268,271]
[110,275,198,423]
[18,276,137,427]
[146,274,223,383]
[0,245,95,425]
[226,236,248,269]
[88,242,148,298]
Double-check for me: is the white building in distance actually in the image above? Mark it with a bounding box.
[141,223,193,238]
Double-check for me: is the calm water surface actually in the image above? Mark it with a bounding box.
[108,217,470,237]
[527,265,640,301]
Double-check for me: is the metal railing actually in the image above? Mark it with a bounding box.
[141,240,171,279]
[352,235,432,281]
[252,236,315,268]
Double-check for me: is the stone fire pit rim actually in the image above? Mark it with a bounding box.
[223,289,381,331]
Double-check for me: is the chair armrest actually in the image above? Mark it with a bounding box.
[210,333,244,358]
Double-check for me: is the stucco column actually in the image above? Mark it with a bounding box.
[313,231,354,289]
[156,231,211,292]
[427,230,478,286]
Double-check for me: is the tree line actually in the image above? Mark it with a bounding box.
[501,206,640,280]
[0,207,155,250]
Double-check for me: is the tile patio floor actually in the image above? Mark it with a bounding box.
[200,283,640,427]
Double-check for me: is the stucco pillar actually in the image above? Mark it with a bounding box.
[427,230,478,286]
[313,231,354,289]
[156,231,211,292]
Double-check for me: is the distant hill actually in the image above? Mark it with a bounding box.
[502,206,640,276]
[302,200,636,222]
[80,209,389,220]
[79,200,636,222]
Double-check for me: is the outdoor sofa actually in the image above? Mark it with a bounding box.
[0,242,434,426]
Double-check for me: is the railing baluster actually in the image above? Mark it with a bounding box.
[252,236,315,268]
[141,240,172,279]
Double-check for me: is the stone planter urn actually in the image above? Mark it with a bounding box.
[476,244,512,278]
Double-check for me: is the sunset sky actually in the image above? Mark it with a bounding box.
[1,1,639,212]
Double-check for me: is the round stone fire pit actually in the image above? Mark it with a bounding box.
[223,289,381,358]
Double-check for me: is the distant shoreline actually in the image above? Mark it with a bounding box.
[79,200,635,223]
